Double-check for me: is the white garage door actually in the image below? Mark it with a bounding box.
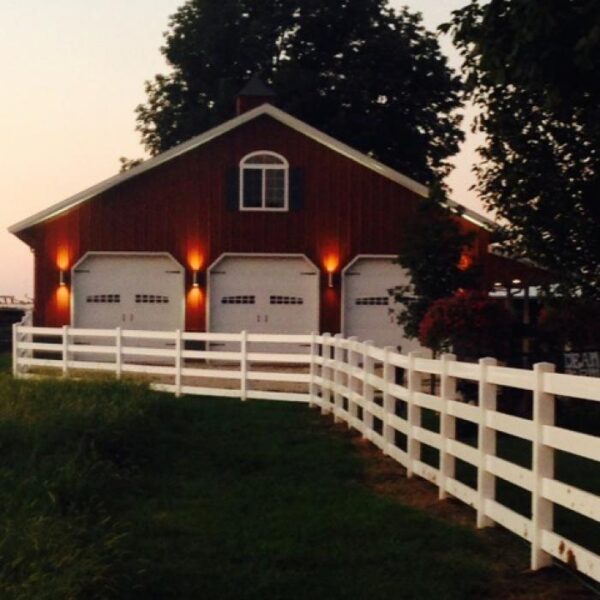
[343,256,423,353]
[209,255,319,351]
[73,253,184,332]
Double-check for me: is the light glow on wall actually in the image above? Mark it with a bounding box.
[323,254,340,288]
[56,284,70,312]
[323,254,339,274]
[56,248,70,271]
[187,250,204,272]
[187,286,204,310]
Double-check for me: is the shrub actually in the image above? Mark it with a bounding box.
[419,290,514,359]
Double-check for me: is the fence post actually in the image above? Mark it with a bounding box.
[240,330,248,402]
[321,333,332,415]
[531,361,556,570]
[476,357,497,528]
[62,325,69,377]
[308,331,318,408]
[439,353,457,500]
[362,340,375,440]
[115,327,122,380]
[407,350,425,478]
[175,329,182,398]
[382,346,395,455]
[12,323,19,377]
[333,334,344,422]
[347,336,359,425]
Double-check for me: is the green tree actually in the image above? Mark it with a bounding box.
[444,0,600,297]
[134,0,463,184]
[391,187,481,342]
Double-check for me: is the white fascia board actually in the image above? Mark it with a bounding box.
[8,103,492,234]
[265,105,429,197]
[8,105,270,235]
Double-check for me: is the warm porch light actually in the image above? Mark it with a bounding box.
[323,254,339,288]
[56,248,70,272]
[56,284,70,311]
[59,270,66,286]
[187,250,204,272]
[192,270,200,288]
[457,253,473,271]
[186,286,204,310]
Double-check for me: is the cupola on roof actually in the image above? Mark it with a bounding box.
[236,74,276,114]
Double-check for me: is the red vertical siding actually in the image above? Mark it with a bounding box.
[20,115,507,331]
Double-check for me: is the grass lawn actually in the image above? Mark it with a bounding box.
[0,370,492,600]
[1,353,597,599]
[0,353,11,374]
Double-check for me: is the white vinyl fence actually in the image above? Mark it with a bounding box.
[12,322,600,585]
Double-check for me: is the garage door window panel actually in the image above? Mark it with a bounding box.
[86,294,121,304]
[240,152,288,211]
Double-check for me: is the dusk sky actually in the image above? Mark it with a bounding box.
[0,0,484,299]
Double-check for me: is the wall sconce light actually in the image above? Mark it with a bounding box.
[192,270,199,288]
[323,255,339,289]
[59,270,66,286]
[327,271,334,288]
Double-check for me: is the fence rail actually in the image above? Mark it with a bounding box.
[11,323,600,585]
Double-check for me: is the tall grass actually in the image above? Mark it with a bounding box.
[0,375,167,599]
[0,371,490,599]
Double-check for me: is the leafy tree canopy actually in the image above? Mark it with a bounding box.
[135,0,463,184]
[391,187,481,342]
[444,0,600,297]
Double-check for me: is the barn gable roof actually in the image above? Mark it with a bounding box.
[8,103,493,235]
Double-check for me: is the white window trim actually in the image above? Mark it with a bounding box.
[239,150,289,212]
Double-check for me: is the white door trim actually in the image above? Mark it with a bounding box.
[341,254,397,339]
[207,253,320,334]
[70,251,186,329]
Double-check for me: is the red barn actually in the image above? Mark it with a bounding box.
[8,84,538,351]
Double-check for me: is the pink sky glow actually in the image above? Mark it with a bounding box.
[0,0,486,299]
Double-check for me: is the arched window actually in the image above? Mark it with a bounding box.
[239,151,289,211]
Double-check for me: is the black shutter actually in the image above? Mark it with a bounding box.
[289,168,305,212]
[225,168,239,211]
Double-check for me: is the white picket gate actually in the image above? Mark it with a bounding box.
[11,322,600,585]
